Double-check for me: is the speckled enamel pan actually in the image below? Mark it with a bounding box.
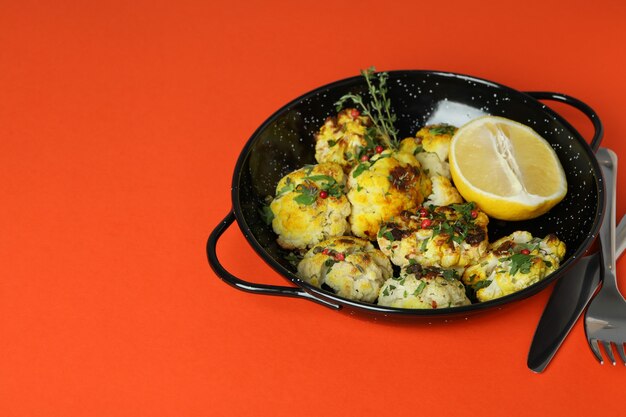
[207,70,604,320]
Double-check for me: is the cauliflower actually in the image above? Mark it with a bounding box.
[314,108,388,172]
[377,202,489,268]
[269,162,351,250]
[424,176,463,206]
[414,152,451,179]
[378,263,470,309]
[399,125,461,207]
[462,231,567,302]
[399,137,450,178]
[346,150,431,240]
[297,236,393,302]
[415,124,456,162]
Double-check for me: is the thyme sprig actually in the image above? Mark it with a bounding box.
[335,67,399,148]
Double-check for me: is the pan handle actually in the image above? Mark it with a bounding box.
[206,210,342,310]
[524,91,603,151]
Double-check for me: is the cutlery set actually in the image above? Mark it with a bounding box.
[528,148,626,371]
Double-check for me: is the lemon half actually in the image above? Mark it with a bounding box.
[449,116,567,221]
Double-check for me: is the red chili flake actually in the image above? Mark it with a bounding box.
[350,109,360,119]
[419,207,429,218]
[322,248,330,255]
[521,249,531,255]
[421,219,432,229]
[470,210,478,219]
[360,155,369,162]
[375,145,384,154]
[319,190,328,199]
[334,252,345,261]
[431,300,438,308]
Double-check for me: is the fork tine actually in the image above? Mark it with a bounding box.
[601,340,617,365]
[616,343,626,365]
[589,339,604,364]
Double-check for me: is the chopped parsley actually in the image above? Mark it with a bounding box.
[352,162,370,178]
[290,174,345,206]
[284,252,301,268]
[293,183,318,205]
[472,280,492,290]
[506,253,535,275]
[377,224,395,241]
[324,258,338,273]
[304,175,344,198]
[413,281,426,296]
[441,269,458,281]
[450,202,477,220]
[426,202,483,246]
[278,177,295,195]
[427,124,457,136]
[260,205,274,225]
[382,284,398,297]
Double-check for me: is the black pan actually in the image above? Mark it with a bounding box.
[207,70,604,319]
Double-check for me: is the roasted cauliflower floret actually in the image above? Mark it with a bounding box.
[378,263,470,309]
[399,125,461,207]
[399,137,450,178]
[462,231,567,302]
[346,150,431,240]
[415,124,456,162]
[424,176,463,206]
[297,236,393,302]
[377,202,489,268]
[269,162,351,250]
[415,152,451,179]
[314,108,387,172]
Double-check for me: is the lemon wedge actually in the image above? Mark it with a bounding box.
[449,116,567,221]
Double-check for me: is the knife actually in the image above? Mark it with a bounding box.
[528,217,626,372]
[527,163,626,373]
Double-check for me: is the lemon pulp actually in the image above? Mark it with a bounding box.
[449,116,567,221]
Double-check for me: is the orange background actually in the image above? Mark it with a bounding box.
[1,1,625,416]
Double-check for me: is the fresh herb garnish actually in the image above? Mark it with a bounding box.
[516,241,541,253]
[441,269,458,281]
[278,177,295,195]
[472,280,492,290]
[413,281,426,296]
[324,258,337,274]
[303,165,315,175]
[426,203,483,246]
[507,253,535,275]
[335,67,399,148]
[427,124,457,136]
[293,183,318,205]
[352,162,370,178]
[450,202,477,220]
[260,205,274,225]
[284,251,301,267]
[377,224,395,241]
[291,174,345,206]
[305,174,336,182]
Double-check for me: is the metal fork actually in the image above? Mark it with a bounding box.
[584,148,626,365]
